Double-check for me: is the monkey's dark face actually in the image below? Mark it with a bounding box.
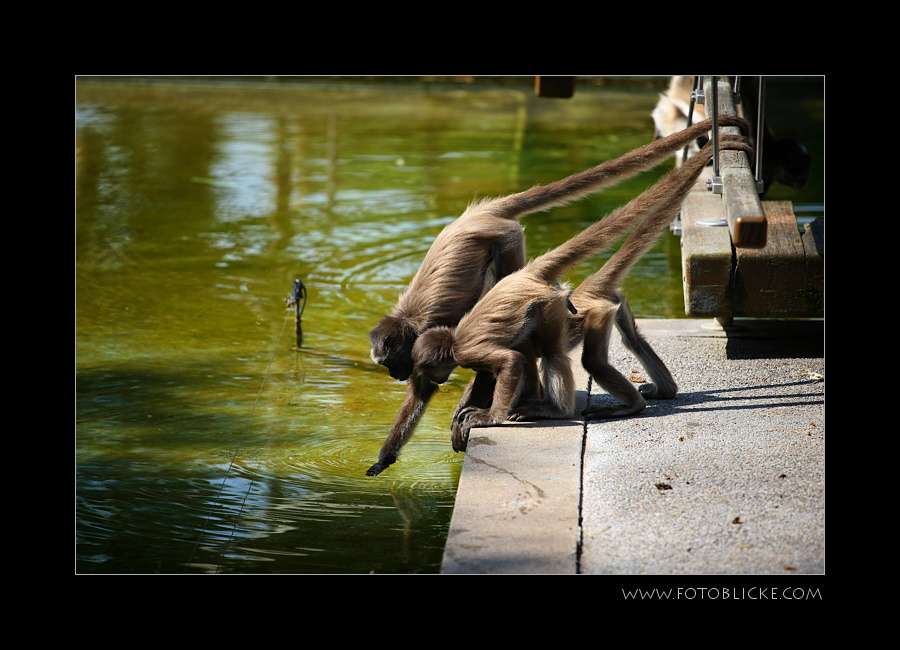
[369,316,416,381]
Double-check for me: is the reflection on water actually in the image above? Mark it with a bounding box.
[75,77,824,573]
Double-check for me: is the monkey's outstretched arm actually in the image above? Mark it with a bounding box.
[366,372,439,476]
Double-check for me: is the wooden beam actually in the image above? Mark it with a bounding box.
[680,174,734,317]
[703,76,768,249]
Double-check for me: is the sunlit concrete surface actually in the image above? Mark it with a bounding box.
[442,318,824,575]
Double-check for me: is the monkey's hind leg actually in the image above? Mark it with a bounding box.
[452,370,496,425]
[613,291,677,400]
[507,308,577,423]
[451,347,533,451]
[579,299,649,420]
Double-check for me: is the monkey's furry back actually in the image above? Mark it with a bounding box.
[393,203,523,329]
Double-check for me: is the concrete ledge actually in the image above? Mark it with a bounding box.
[440,422,584,574]
[441,361,590,574]
[441,318,824,575]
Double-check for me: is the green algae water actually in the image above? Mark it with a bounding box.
[75,77,823,573]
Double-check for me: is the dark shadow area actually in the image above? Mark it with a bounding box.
[723,319,824,360]
[586,378,823,420]
[725,336,824,360]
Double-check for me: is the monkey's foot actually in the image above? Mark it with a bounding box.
[508,405,570,421]
[506,399,543,421]
[506,411,533,422]
[582,403,645,420]
[638,383,677,400]
[451,406,501,452]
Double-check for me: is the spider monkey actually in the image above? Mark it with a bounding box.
[367,116,749,476]
[441,132,754,452]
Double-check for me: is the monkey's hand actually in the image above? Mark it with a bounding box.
[451,406,500,452]
[366,461,390,477]
[367,449,397,476]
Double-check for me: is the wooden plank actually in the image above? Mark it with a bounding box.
[704,76,768,249]
[681,177,733,317]
[682,194,824,318]
[734,201,822,317]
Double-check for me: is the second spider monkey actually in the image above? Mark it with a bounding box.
[439,133,754,451]
[367,116,749,475]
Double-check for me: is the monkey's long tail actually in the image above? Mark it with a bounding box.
[492,115,749,220]
[531,134,753,287]
[575,135,754,300]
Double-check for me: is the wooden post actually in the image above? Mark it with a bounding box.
[535,76,576,98]
[681,174,734,318]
